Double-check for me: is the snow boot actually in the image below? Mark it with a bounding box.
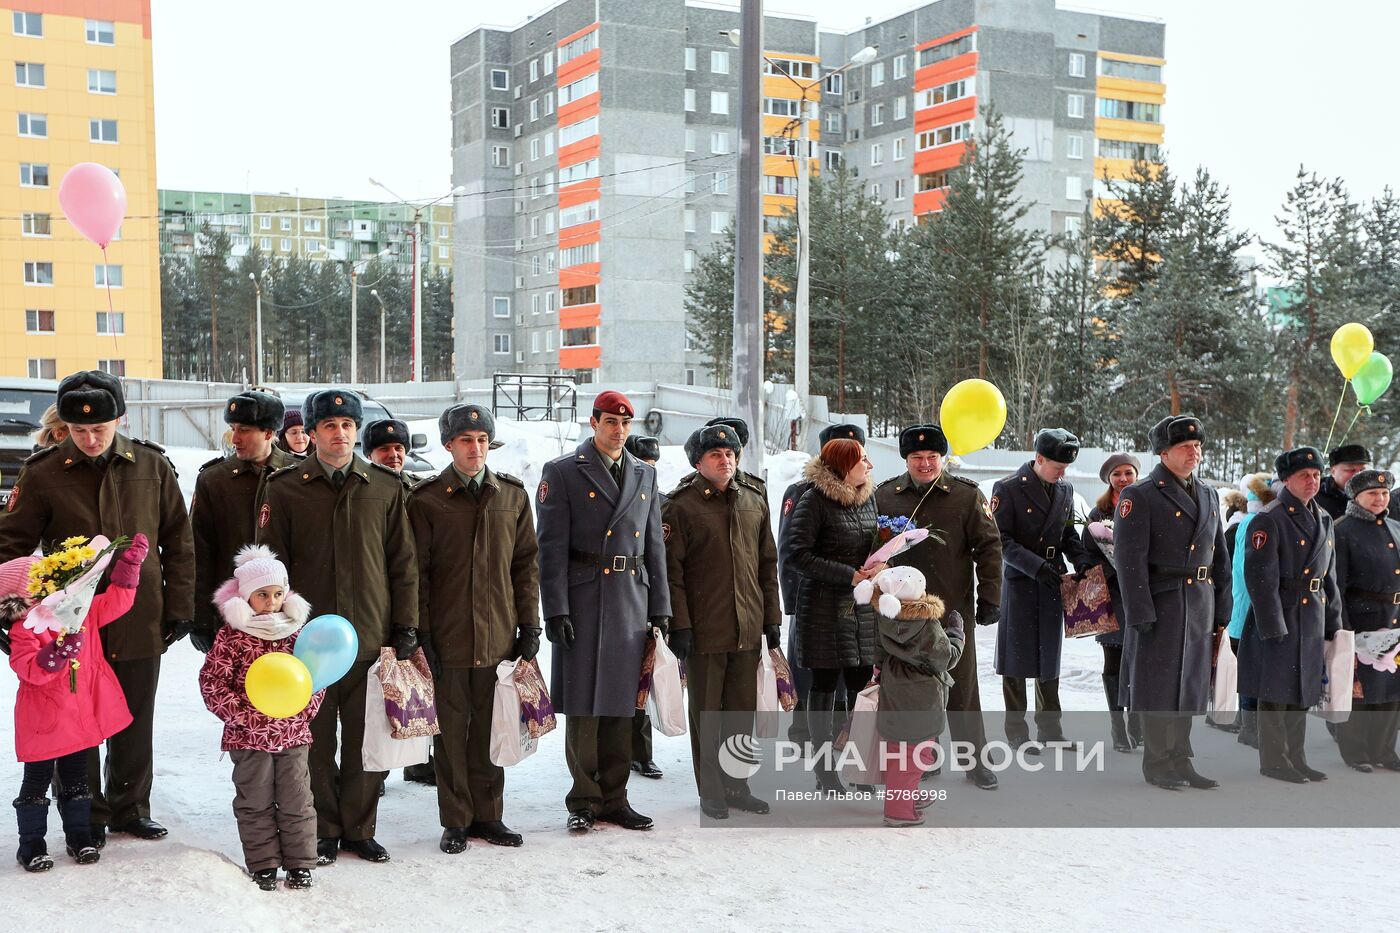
[285,868,313,890]
[251,868,278,891]
[56,787,100,864]
[1104,675,1132,752]
[13,796,52,873]
[1237,708,1259,749]
[806,689,847,795]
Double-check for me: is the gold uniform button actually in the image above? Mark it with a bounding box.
[1027,508,1033,513]
[1303,568,1311,575]
[1175,511,1182,517]
[603,568,611,575]
[1187,579,1194,585]
[641,494,647,500]
[1300,539,1306,546]
[303,473,310,479]
[589,491,596,498]
[634,531,641,537]
[1302,597,1309,605]
[606,530,613,536]
[1189,544,1196,551]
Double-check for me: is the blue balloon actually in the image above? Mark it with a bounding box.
[294,614,358,692]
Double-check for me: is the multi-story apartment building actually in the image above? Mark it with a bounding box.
[1,1,161,379]
[158,190,453,272]
[450,0,1165,386]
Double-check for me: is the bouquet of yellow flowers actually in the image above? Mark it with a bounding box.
[23,535,128,692]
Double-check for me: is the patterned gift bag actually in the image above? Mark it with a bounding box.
[376,647,440,739]
[1060,565,1121,639]
[770,647,799,712]
[516,657,557,740]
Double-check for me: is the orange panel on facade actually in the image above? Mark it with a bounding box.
[559,220,601,249]
[557,46,601,85]
[913,97,977,132]
[557,92,600,127]
[558,178,601,208]
[559,262,601,290]
[560,303,602,330]
[913,188,949,215]
[24,0,151,36]
[914,55,977,91]
[558,136,601,168]
[559,345,601,369]
[557,22,599,50]
[913,142,968,176]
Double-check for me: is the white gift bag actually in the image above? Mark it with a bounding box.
[646,629,687,737]
[1311,630,1356,723]
[361,659,431,771]
[754,648,781,739]
[838,683,882,785]
[490,659,538,767]
[1209,637,1239,724]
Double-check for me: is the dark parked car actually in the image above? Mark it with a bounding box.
[0,379,58,505]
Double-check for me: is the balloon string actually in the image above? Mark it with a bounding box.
[101,244,119,360]
[1339,405,1367,445]
[1323,379,1349,454]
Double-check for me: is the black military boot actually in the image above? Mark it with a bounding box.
[56,788,100,864]
[1237,709,1259,749]
[806,690,846,794]
[13,796,52,873]
[1104,675,1132,753]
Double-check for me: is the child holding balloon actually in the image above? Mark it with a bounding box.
[199,545,321,891]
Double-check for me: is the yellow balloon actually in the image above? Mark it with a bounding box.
[939,379,1008,455]
[1331,322,1375,379]
[245,652,313,719]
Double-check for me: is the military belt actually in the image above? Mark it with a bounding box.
[1280,577,1324,593]
[1345,587,1400,605]
[570,549,642,572]
[1149,562,1209,581]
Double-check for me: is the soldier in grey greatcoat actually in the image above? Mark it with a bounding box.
[1113,416,1231,790]
[537,390,670,834]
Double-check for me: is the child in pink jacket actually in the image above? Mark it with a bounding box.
[4,534,148,872]
[199,545,321,892]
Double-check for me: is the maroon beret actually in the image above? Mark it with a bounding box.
[592,390,635,418]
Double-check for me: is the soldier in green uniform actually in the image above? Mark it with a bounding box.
[0,371,194,845]
[409,404,540,852]
[190,391,289,652]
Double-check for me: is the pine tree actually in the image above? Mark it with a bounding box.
[1093,157,1176,296]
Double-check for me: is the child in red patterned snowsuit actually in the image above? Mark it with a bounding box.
[199,545,320,891]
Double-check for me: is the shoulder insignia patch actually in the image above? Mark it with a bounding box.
[662,522,672,542]
[1119,499,1132,519]
[989,495,1000,514]
[1252,529,1268,551]
[6,483,17,513]
[783,497,795,516]
[258,503,270,529]
[538,480,549,504]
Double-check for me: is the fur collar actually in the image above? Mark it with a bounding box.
[213,577,311,640]
[0,594,32,625]
[891,594,945,621]
[802,456,875,508]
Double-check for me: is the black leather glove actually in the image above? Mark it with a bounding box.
[190,624,217,654]
[162,619,194,648]
[1036,563,1063,590]
[514,626,542,661]
[545,615,575,649]
[392,626,419,661]
[763,624,781,650]
[667,628,693,661]
[422,639,443,678]
[649,616,670,638]
[943,610,965,641]
[975,604,1000,627]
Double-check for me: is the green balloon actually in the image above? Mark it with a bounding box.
[1352,351,1394,406]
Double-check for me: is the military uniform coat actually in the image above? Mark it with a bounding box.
[661,475,780,655]
[408,467,540,668]
[257,451,418,660]
[1239,489,1342,706]
[191,448,291,639]
[537,440,670,718]
[1333,507,1400,704]
[1315,476,1400,521]
[990,461,1089,681]
[0,434,195,661]
[1113,465,1232,712]
[777,478,811,615]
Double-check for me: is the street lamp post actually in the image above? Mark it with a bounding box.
[319,246,392,383]
[248,271,268,385]
[371,288,387,383]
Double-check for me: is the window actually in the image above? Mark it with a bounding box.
[1064,215,1083,236]
[17,113,46,137]
[546,330,555,350]
[684,170,696,194]
[870,61,885,87]
[1067,94,1085,118]
[1069,52,1086,77]
[710,211,729,234]
[95,264,123,287]
[280,217,292,231]
[544,92,554,114]
[562,284,596,306]
[684,47,696,71]
[684,129,696,152]
[869,144,883,166]
[531,293,541,315]
[531,330,540,353]
[684,249,696,272]
[683,209,696,233]
[491,106,510,129]
[490,68,509,90]
[1100,58,1162,82]
[559,73,597,105]
[279,238,291,251]
[97,311,125,335]
[543,170,555,195]
[713,172,729,195]
[560,201,600,228]
[304,218,321,233]
[763,135,802,156]
[1097,138,1160,161]
[25,309,54,333]
[558,159,598,185]
[870,103,884,126]
[493,334,511,354]
[97,359,126,377]
[825,150,843,171]
[529,176,540,200]
[437,244,449,259]
[90,118,118,143]
[869,183,882,200]
[894,178,907,201]
[15,62,44,87]
[893,55,907,80]
[710,91,729,115]
[560,115,598,147]
[893,137,906,161]
[13,12,42,36]
[562,327,597,347]
[23,261,53,285]
[684,88,696,112]
[1066,176,1083,200]
[685,369,696,386]
[85,19,114,44]
[711,50,730,74]
[763,58,815,80]
[305,239,320,254]
[259,237,272,250]
[530,215,541,238]
[559,242,598,266]
[917,78,972,109]
[493,296,511,318]
[1098,98,1161,122]
[764,175,797,196]
[531,254,541,276]
[27,358,56,379]
[559,31,598,66]
[19,163,48,187]
[824,72,843,95]
[258,215,272,230]
[88,68,116,94]
[764,97,808,118]
[917,121,972,150]
[492,144,510,167]
[530,137,541,161]
[544,134,554,156]
[529,98,539,122]
[529,59,539,83]
[918,33,974,68]
[1067,135,1083,160]
[824,110,842,133]
[21,212,50,237]
[710,131,730,154]
[894,96,907,120]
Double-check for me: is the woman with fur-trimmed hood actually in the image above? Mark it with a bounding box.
[786,438,885,792]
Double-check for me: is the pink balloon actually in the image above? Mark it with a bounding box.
[59,162,127,248]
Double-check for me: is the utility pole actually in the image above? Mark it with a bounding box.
[350,265,358,382]
[731,0,765,474]
[412,209,423,382]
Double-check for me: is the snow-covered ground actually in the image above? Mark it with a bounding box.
[2,421,1392,930]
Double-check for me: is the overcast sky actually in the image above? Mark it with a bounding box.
[151,0,1398,252]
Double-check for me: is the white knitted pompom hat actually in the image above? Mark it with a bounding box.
[233,544,288,600]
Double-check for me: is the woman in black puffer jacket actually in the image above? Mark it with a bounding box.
[787,438,886,790]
